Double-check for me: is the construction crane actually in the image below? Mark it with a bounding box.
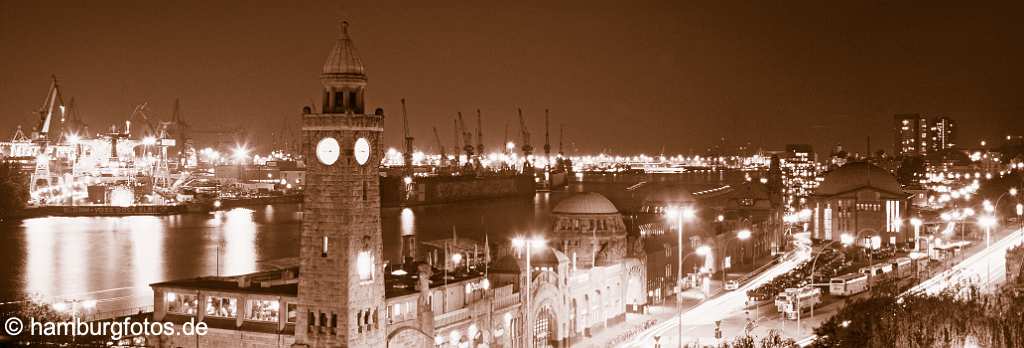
[401,99,414,175]
[518,108,533,172]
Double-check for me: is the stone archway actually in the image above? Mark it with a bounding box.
[530,282,567,347]
[387,326,432,348]
[533,304,558,348]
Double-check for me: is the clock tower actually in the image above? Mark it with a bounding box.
[295,21,386,348]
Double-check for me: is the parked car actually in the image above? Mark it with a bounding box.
[725,280,740,291]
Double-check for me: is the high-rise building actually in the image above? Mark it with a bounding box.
[295,21,387,347]
[893,114,930,157]
[930,116,956,151]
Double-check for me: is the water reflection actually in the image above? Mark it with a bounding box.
[214,208,258,276]
[400,208,415,236]
[127,216,165,303]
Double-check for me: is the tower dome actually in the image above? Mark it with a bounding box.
[319,21,367,114]
[322,21,366,78]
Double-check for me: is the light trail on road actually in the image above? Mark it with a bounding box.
[624,239,813,347]
[906,228,1022,297]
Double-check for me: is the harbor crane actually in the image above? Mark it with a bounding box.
[401,99,414,176]
[518,108,533,172]
[432,126,447,170]
[475,109,484,161]
[559,124,565,157]
[457,112,476,171]
[544,109,551,168]
[452,118,461,168]
[33,75,66,143]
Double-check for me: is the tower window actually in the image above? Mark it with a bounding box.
[362,181,368,201]
[322,236,329,257]
[349,91,359,113]
[333,92,344,112]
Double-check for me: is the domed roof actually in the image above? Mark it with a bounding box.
[552,192,619,215]
[816,162,903,196]
[322,21,366,77]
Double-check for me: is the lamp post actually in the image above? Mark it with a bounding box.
[667,206,694,348]
[670,246,710,347]
[1017,203,1023,239]
[979,215,997,290]
[720,230,751,286]
[910,218,923,253]
[512,236,545,348]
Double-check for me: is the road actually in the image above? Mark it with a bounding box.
[907,228,1023,297]
[624,237,813,347]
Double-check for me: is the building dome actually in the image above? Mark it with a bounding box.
[322,21,366,78]
[816,162,903,196]
[552,192,619,215]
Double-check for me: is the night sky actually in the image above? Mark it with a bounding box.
[2,1,1022,156]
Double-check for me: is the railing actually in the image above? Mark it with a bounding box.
[81,305,153,322]
[493,292,521,310]
[433,307,471,328]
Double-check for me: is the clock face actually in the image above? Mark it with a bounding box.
[316,137,340,165]
[354,137,371,165]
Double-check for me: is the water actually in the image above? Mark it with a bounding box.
[0,176,730,313]
[0,190,579,312]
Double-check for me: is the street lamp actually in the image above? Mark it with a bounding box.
[979,215,997,290]
[910,218,923,252]
[719,230,751,286]
[737,229,752,265]
[512,236,545,348]
[666,206,695,348]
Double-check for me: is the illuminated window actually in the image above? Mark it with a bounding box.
[247,300,280,322]
[165,292,198,315]
[823,206,833,241]
[357,251,375,281]
[206,296,237,318]
[322,236,329,257]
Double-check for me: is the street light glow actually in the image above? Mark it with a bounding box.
[978,215,997,228]
[233,145,249,160]
[737,229,751,240]
[696,245,710,256]
[910,217,922,228]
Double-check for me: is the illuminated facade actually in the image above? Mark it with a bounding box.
[894,114,930,157]
[781,144,820,204]
[929,116,956,152]
[810,162,913,247]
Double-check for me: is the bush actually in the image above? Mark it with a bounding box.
[811,286,1024,348]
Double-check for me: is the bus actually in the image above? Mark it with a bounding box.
[775,286,821,320]
[830,273,869,296]
[892,257,913,279]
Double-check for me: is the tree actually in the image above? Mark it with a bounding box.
[811,286,1024,348]
[0,160,29,220]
